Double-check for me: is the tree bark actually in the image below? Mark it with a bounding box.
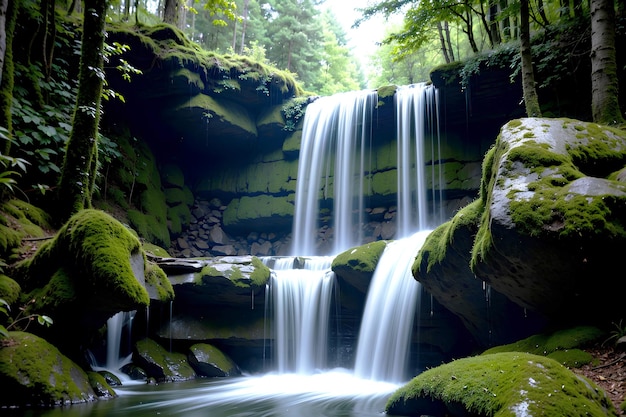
[437,22,451,63]
[163,0,180,26]
[520,0,542,116]
[0,0,18,141]
[0,0,8,86]
[56,0,107,221]
[590,0,623,124]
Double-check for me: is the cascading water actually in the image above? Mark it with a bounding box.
[292,89,377,256]
[266,256,336,374]
[270,84,440,384]
[353,84,440,382]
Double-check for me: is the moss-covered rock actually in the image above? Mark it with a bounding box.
[223,195,294,233]
[415,118,626,344]
[0,274,20,306]
[386,352,617,416]
[10,210,153,352]
[133,338,196,382]
[0,331,97,407]
[482,326,604,368]
[144,261,174,302]
[0,199,51,258]
[15,209,149,310]
[187,343,241,377]
[331,240,387,293]
[87,371,117,398]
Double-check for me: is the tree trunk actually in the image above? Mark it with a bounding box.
[0,0,18,142]
[0,0,8,87]
[56,0,107,221]
[444,22,455,61]
[163,0,179,26]
[240,0,250,54]
[437,22,451,63]
[520,0,542,116]
[590,0,623,123]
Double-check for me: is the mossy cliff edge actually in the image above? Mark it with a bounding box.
[414,118,626,345]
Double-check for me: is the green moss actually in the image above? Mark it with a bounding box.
[161,164,185,189]
[167,203,191,235]
[15,209,150,313]
[189,343,239,376]
[144,261,174,301]
[377,85,397,98]
[250,256,271,286]
[180,93,257,136]
[128,209,171,247]
[171,68,204,92]
[142,242,170,257]
[135,337,195,381]
[414,200,482,274]
[87,371,116,398]
[0,274,20,306]
[332,240,387,273]
[547,349,593,368]
[223,195,294,227]
[0,331,95,407]
[484,326,604,355]
[386,352,616,417]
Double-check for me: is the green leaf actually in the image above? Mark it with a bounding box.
[38,315,53,327]
[0,325,8,338]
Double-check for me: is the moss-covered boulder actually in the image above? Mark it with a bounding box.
[133,338,196,382]
[11,210,157,352]
[386,352,617,417]
[331,240,387,293]
[482,326,604,368]
[0,199,51,259]
[187,343,241,377]
[0,331,97,407]
[413,201,544,346]
[415,118,626,344]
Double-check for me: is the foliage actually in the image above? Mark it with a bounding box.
[0,297,53,340]
[602,319,626,347]
[0,127,29,196]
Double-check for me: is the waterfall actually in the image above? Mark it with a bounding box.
[105,311,135,371]
[292,90,377,256]
[353,230,431,382]
[267,257,336,374]
[353,84,440,382]
[277,83,440,382]
[396,83,441,234]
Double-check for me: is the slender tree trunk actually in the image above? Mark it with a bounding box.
[590,0,623,123]
[520,0,542,116]
[499,0,511,40]
[0,0,8,87]
[57,0,108,221]
[0,0,18,142]
[240,0,250,53]
[437,22,451,63]
[536,0,550,26]
[444,22,455,61]
[464,10,479,52]
[489,0,502,45]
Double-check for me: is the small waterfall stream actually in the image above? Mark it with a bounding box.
[268,257,336,374]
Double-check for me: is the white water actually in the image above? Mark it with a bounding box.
[292,90,378,255]
[354,230,432,383]
[268,257,336,374]
[396,83,441,234]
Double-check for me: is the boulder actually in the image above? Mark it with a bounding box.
[187,343,241,377]
[415,118,626,343]
[386,351,617,416]
[11,210,158,353]
[0,332,97,407]
[331,240,387,294]
[133,338,196,382]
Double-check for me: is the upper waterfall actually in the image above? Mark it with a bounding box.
[291,83,442,256]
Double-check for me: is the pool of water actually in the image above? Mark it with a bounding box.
[7,370,404,417]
